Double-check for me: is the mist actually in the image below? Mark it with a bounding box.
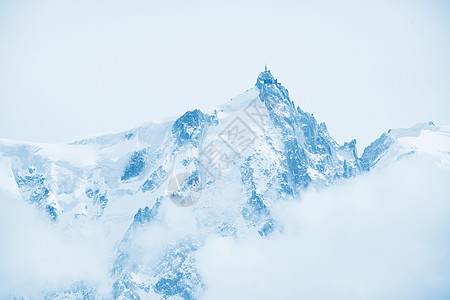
[0,171,112,298]
[197,156,450,299]
[1,150,449,299]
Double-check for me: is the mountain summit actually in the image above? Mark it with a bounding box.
[0,70,448,299]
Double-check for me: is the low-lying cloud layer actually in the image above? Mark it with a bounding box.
[1,155,449,299]
[0,167,111,298]
[197,157,450,299]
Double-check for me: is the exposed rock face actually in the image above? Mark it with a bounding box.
[172,109,207,147]
[2,70,442,299]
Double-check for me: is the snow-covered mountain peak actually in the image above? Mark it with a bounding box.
[255,69,276,88]
[361,121,449,170]
[1,69,448,299]
[388,121,439,139]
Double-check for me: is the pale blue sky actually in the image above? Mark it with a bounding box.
[0,0,449,151]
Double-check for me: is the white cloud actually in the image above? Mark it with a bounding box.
[1,152,449,299]
[0,187,112,298]
[197,156,450,299]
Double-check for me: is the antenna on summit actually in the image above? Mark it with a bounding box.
[265,63,268,71]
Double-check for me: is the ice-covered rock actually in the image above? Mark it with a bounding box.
[1,70,447,299]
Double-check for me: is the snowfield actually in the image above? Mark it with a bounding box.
[0,71,449,300]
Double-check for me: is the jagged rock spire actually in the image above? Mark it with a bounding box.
[256,68,275,89]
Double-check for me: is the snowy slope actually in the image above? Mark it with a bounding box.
[361,122,450,170]
[0,70,447,299]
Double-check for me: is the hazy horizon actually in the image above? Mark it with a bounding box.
[1,0,449,152]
